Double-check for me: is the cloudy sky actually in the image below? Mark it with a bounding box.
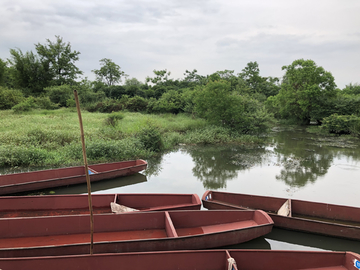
[1,0,359,88]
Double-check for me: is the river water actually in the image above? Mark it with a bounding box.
[25,126,360,253]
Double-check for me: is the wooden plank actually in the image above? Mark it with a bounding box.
[277,199,292,217]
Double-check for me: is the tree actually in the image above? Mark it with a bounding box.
[146,69,171,85]
[8,49,52,95]
[275,59,336,124]
[0,58,6,86]
[194,80,270,134]
[92,58,126,86]
[35,36,82,86]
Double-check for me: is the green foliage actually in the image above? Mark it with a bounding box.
[321,114,360,136]
[35,36,82,86]
[274,59,336,124]
[35,96,59,110]
[137,125,164,152]
[342,83,360,95]
[194,80,270,134]
[0,145,49,166]
[124,96,148,112]
[92,58,126,86]
[0,58,7,86]
[0,87,24,109]
[8,49,52,95]
[12,96,37,113]
[45,84,73,107]
[86,99,123,113]
[147,90,184,114]
[105,112,125,127]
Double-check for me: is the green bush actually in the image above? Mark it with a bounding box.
[12,96,37,113]
[321,114,360,135]
[0,145,49,166]
[86,99,123,113]
[35,96,59,110]
[0,87,24,110]
[137,126,164,152]
[45,85,73,107]
[125,96,148,112]
[105,112,125,127]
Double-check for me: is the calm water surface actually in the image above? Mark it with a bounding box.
[12,127,360,253]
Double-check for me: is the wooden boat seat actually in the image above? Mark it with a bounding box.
[88,168,98,174]
[277,199,292,217]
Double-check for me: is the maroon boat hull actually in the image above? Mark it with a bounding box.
[0,160,147,195]
[1,250,359,270]
[0,210,273,258]
[0,193,201,218]
[202,190,360,240]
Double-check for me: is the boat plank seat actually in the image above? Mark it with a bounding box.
[110,202,138,213]
[277,199,292,217]
[165,211,178,237]
[88,168,98,174]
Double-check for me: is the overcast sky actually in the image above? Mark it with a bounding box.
[1,0,359,88]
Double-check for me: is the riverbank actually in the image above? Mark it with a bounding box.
[0,109,265,168]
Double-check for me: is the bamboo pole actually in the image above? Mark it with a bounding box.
[74,90,94,255]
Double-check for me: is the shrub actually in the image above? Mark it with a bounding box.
[12,96,37,113]
[105,112,125,127]
[137,125,164,152]
[0,87,24,110]
[321,114,360,135]
[45,85,73,107]
[124,96,148,112]
[0,145,48,166]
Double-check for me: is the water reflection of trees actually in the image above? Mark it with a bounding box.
[184,145,269,189]
[272,127,360,187]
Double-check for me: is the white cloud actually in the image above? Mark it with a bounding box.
[1,0,359,87]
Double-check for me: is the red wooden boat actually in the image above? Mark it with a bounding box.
[0,159,147,195]
[202,190,360,240]
[1,249,360,270]
[0,193,201,218]
[0,210,273,258]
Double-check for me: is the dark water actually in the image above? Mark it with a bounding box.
[4,127,360,252]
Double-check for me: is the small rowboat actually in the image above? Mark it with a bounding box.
[0,210,273,258]
[202,190,360,240]
[0,193,201,218]
[0,159,147,195]
[1,249,359,270]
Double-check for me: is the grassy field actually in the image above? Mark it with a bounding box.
[0,108,264,167]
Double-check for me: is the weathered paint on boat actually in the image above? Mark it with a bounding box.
[0,249,360,270]
[202,190,360,240]
[0,193,201,218]
[0,159,147,195]
[0,210,273,257]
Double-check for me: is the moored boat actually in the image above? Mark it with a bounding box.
[0,249,359,270]
[0,159,147,195]
[0,209,273,257]
[202,190,360,240]
[0,193,201,218]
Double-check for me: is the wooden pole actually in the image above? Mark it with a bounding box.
[74,90,94,255]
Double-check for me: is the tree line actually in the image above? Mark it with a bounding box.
[1,36,360,136]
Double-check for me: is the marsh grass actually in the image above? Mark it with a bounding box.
[0,109,264,167]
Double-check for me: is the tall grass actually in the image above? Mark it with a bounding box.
[0,109,264,167]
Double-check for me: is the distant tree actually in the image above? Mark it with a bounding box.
[0,58,6,86]
[8,49,52,95]
[92,58,126,86]
[275,59,336,124]
[35,36,82,86]
[194,80,270,134]
[146,69,171,85]
[238,61,280,99]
